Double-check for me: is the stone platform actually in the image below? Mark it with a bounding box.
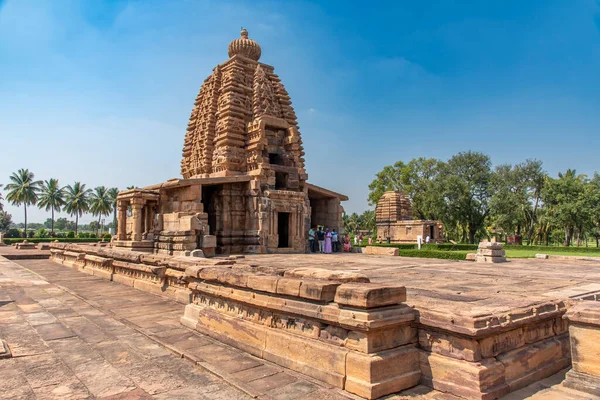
[43,245,600,399]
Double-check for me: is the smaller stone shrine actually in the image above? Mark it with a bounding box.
[375,191,443,243]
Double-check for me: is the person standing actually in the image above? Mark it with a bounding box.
[368,236,373,245]
[317,226,325,253]
[331,229,339,252]
[353,235,358,245]
[324,228,332,254]
[308,226,316,253]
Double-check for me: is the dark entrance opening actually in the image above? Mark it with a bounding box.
[202,185,218,236]
[275,171,287,190]
[429,225,434,239]
[278,212,290,248]
[269,153,284,165]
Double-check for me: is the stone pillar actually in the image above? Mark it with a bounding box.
[564,301,600,396]
[131,199,144,242]
[117,200,128,240]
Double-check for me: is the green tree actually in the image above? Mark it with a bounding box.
[108,187,119,231]
[367,162,405,206]
[0,211,12,233]
[89,186,112,234]
[489,160,545,244]
[5,169,42,235]
[358,210,376,233]
[439,151,494,244]
[0,184,4,211]
[542,169,589,246]
[64,182,91,235]
[37,178,65,233]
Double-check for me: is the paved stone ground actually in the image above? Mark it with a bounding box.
[0,257,355,400]
[245,253,600,318]
[2,255,598,400]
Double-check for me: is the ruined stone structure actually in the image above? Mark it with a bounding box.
[375,191,443,243]
[114,29,346,255]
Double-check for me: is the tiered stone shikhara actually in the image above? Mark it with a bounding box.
[113,29,347,255]
[375,191,443,243]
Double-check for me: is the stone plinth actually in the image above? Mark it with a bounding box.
[15,240,37,250]
[364,246,399,256]
[563,301,600,396]
[476,241,507,263]
[181,270,420,399]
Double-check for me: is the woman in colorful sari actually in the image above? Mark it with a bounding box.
[324,228,332,254]
[343,235,352,252]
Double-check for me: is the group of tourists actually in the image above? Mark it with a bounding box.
[307,226,351,253]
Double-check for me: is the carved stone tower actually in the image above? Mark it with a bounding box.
[116,29,346,255]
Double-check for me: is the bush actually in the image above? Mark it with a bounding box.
[505,245,600,254]
[368,243,478,251]
[27,230,35,238]
[35,228,48,238]
[78,232,90,238]
[4,228,21,238]
[103,233,112,240]
[67,231,75,238]
[89,233,96,238]
[2,237,106,245]
[55,232,66,238]
[397,249,469,260]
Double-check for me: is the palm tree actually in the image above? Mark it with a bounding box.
[107,187,119,231]
[5,169,42,235]
[89,186,112,235]
[64,182,91,235]
[38,178,65,233]
[0,184,4,211]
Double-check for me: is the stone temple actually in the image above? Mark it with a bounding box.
[113,29,347,255]
[375,191,443,243]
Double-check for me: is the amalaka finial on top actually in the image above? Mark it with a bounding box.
[228,27,261,61]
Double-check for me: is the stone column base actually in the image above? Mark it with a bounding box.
[564,370,600,396]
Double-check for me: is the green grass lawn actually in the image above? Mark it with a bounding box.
[504,249,600,259]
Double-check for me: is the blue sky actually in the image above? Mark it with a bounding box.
[1,0,600,224]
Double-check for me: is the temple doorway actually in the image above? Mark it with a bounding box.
[202,185,218,235]
[278,212,290,248]
[429,225,434,239]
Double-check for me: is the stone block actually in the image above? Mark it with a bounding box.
[284,268,370,283]
[478,241,503,250]
[478,249,506,257]
[535,253,549,259]
[298,280,340,302]
[184,265,204,278]
[201,235,216,248]
[466,253,477,261]
[524,319,555,344]
[419,329,481,362]
[479,328,525,358]
[345,345,421,399]
[246,275,279,294]
[364,246,399,256]
[276,278,301,297]
[263,329,347,388]
[475,255,507,263]
[498,335,571,391]
[419,351,509,400]
[335,283,406,309]
[347,325,417,353]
